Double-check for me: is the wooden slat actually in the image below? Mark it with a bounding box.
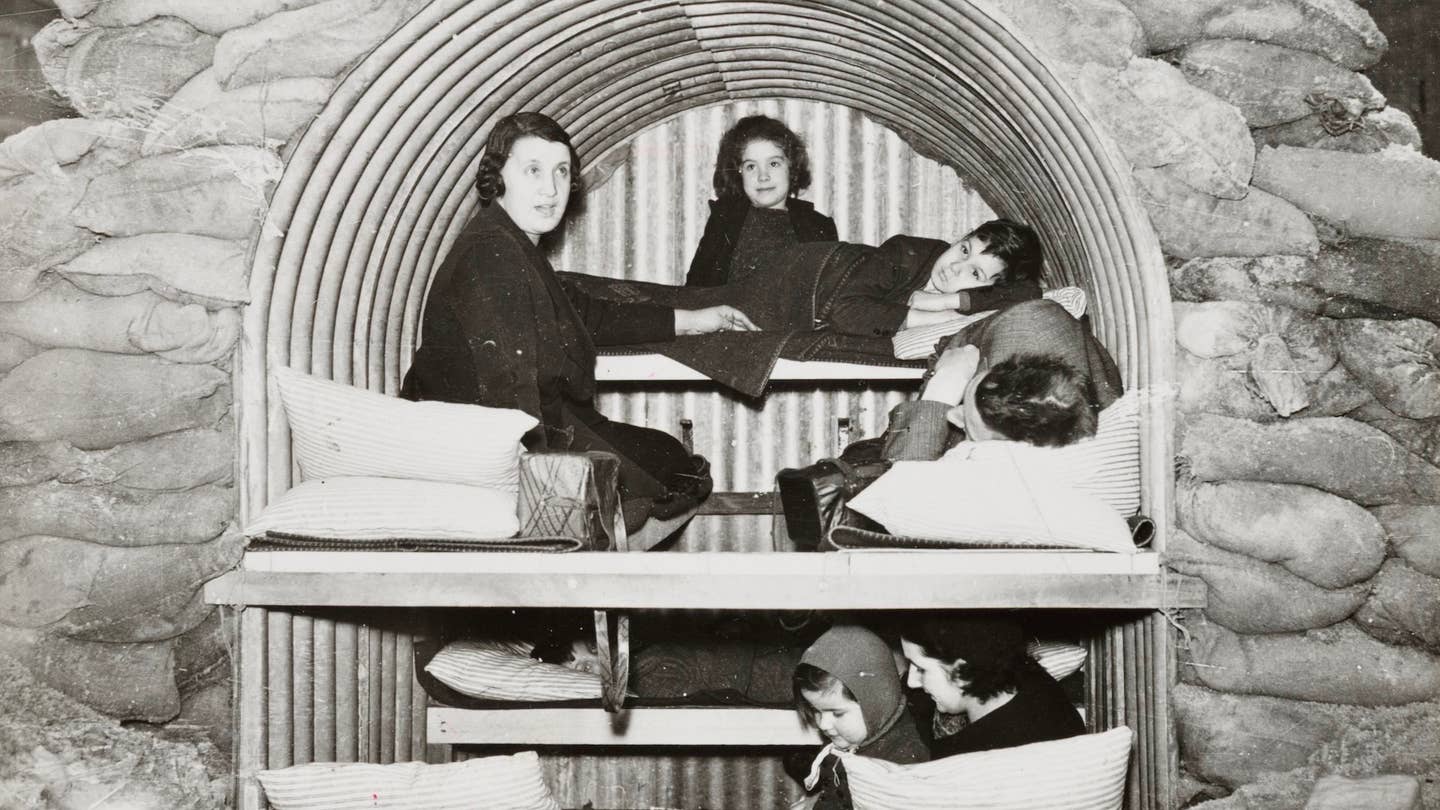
[428,707,817,747]
[596,354,925,382]
[695,491,777,515]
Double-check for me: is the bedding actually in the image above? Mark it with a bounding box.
[256,752,560,810]
[891,286,1089,360]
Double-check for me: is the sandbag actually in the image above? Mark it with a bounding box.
[1173,683,1337,787]
[1346,402,1440,469]
[98,427,235,491]
[1169,39,1384,128]
[212,0,429,89]
[78,0,328,35]
[1168,252,1429,321]
[72,146,282,240]
[1175,350,1367,422]
[0,281,238,363]
[0,481,234,546]
[0,333,41,374]
[1118,0,1385,68]
[1372,504,1440,579]
[1174,301,1263,358]
[1177,479,1385,589]
[1181,414,1440,505]
[172,608,228,694]
[1331,318,1440,419]
[0,529,241,642]
[1253,145,1440,240]
[31,17,216,122]
[1309,237,1440,323]
[1168,530,1368,633]
[1354,559,1440,654]
[1305,776,1421,810]
[1182,620,1440,705]
[988,0,1145,73]
[0,440,98,487]
[0,119,132,182]
[53,233,250,308]
[1134,166,1317,259]
[24,632,181,722]
[0,349,229,449]
[1078,59,1252,199]
[0,173,95,301]
[142,69,334,156]
[1253,107,1423,155]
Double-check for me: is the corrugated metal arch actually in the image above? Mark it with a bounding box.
[242,0,1172,541]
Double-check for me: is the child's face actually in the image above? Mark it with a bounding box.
[929,235,1005,294]
[739,139,791,210]
[561,640,601,675]
[801,683,869,751]
[901,638,968,714]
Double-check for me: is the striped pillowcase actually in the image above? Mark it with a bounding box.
[1029,640,1088,682]
[1048,390,1142,516]
[257,753,560,810]
[244,477,519,541]
[841,727,1132,810]
[891,287,1089,360]
[425,640,603,701]
[274,366,537,492]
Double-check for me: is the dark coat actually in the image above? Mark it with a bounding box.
[928,667,1085,759]
[684,196,837,287]
[400,202,674,445]
[825,235,1044,338]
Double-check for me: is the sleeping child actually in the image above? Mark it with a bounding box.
[792,625,928,809]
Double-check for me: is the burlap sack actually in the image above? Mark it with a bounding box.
[0,174,95,302]
[143,69,334,156]
[1169,530,1368,633]
[1177,479,1384,588]
[0,440,98,487]
[1253,107,1422,155]
[0,481,235,546]
[23,631,181,722]
[1332,318,1440,420]
[0,349,229,449]
[0,333,42,374]
[1354,559,1440,654]
[1183,620,1440,705]
[1181,414,1440,506]
[79,0,328,36]
[0,119,132,182]
[1133,166,1317,259]
[1347,402,1440,469]
[1170,39,1384,128]
[1372,504,1440,578]
[1118,0,1385,68]
[1175,352,1368,422]
[98,427,235,491]
[987,0,1144,73]
[1253,145,1440,241]
[1078,59,1252,199]
[1304,775,1421,810]
[1173,683,1336,787]
[54,233,250,308]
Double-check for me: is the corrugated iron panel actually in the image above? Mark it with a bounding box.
[559,99,993,551]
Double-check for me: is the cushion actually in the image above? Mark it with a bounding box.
[892,287,1088,360]
[1029,640,1088,682]
[273,365,537,491]
[256,752,560,810]
[1044,391,1142,516]
[425,639,603,702]
[848,449,1135,553]
[839,727,1133,810]
[243,477,519,542]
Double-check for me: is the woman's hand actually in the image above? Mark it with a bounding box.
[921,343,982,405]
[675,305,760,335]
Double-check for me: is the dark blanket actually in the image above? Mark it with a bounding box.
[560,242,922,397]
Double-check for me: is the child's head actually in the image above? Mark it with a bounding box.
[529,615,601,674]
[795,625,907,753]
[713,115,813,210]
[949,353,1095,447]
[927,218,1043,294]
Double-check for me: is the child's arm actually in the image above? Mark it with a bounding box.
[903,306,964,329]
[906,290,961,312]
[956,277,1043,313]
[685,205,737,287]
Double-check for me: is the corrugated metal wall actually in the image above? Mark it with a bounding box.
[556,98,995,552]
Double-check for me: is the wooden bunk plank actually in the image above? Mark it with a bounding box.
[428,707,817,747]
[595,354,924,382]
[207,551,1205,610]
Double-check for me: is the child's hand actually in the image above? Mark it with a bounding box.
[907,290,960,312]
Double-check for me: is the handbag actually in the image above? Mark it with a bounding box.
[775,438,890,550]
[517,451,625,551]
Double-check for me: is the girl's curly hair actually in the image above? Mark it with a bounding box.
[474,111,583,207]
[712,114,813,201]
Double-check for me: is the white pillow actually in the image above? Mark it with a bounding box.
[839,727,1132,810]
[1029,640,1088,682]
[892,287,1088,360]
[425,639,603,702]
[273,366,537,492]
[848,452,1134,553]
[1044,391,1142,516]
[257,752,560,810]
[244,477,519,541]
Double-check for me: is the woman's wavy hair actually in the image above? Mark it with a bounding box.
[972,354,1095,447]
[966,219,1044,286]
[905,614,1042,703]
[712,115,813,201]
[474,112,583,207]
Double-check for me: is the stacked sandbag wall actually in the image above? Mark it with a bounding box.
[0,0,425,804]
[0,0,1436,807]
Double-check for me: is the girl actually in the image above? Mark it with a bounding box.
[793,625,928,809]
[685,115,838,287]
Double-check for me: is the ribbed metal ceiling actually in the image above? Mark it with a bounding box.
[242,0,1172,533]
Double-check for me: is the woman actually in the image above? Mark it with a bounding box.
[899,614,1084,758]
[402,112,756,529]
